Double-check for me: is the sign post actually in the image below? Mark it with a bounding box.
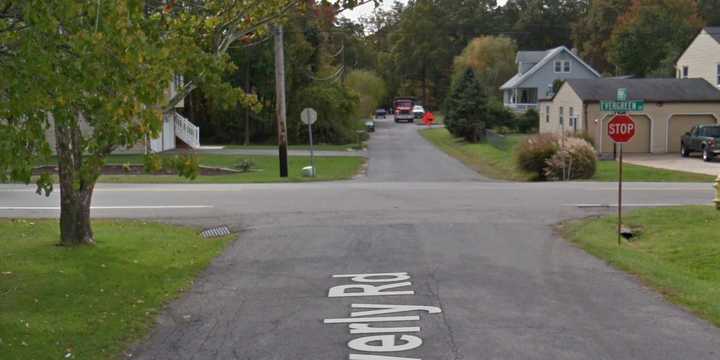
[608,113,637,245]
[301,108,318,177]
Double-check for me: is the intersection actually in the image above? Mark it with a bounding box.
[1,119,719,359]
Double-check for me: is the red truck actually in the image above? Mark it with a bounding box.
[393,97,416,123]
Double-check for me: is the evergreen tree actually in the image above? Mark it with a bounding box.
[444,69,488,142]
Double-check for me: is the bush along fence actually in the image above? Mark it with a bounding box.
[515,133,597,181]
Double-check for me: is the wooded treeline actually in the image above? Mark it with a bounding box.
[188,0,720,144]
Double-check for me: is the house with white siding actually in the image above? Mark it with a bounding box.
[675,27,720,86]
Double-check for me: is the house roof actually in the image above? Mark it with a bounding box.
[516,50,548,66]
[560,78,720,103]
[706,27,720,43]
[500,46,601,90]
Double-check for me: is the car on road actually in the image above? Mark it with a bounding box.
[413,105,425,119]
[681,124,720,161]
[393,97,416,123]
[375,108,387,119]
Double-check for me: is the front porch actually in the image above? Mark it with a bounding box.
[503,88,539,112]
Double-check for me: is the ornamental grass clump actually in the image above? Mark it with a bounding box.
[515,134,597,181]
[515,133,560,180]
[544,137,597,181]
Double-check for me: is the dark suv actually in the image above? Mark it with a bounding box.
[680,124,720,162]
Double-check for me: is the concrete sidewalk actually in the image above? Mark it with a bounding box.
[625,154,720,176]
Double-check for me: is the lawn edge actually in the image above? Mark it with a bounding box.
[554,212,720,329]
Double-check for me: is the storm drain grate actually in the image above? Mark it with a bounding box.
[200,225,231,239]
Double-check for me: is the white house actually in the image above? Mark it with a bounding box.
[675,27,720,87]
[500,46,601,112]
[148,75,201,153]
[44,75,200,154]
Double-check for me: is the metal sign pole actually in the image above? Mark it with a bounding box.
[618,143,623,246]
[308,121,315,177]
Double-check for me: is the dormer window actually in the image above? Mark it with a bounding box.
[554,60,571,73]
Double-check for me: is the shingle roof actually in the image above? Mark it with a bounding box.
[706,27,720,43]
[516,50,548,65]
[564,78,720,102]
[500,46,601,90]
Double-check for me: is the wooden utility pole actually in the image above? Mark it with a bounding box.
[274,24,289,177]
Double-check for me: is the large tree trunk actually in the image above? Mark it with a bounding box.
[54,113,97,246]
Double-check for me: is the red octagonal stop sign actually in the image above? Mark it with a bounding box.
[608,114,636,143]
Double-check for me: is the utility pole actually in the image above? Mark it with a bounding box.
[274,24,289,177]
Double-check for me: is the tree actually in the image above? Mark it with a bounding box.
[0,0,369,246]
[444,69,488,142]
[699,0,720,26]
[345,70,388,118]
[452,36,518,98]
[571,0,632,73]
[504,0,587,50]
[608,0,703,77]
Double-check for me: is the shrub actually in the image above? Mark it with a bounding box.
[515,133,559,180]
[516,109,539,134]
[544,138,597,180]
[233,159,255,173]
[143,154,162,174]
[573,131,595,147]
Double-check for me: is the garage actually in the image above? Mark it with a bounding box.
[667,114,717,153]
[601,114,651,153]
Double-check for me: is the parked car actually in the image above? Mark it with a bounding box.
[412,105,425,119]
[375,108,387,119]
[365,119,375,132]
[680,124,720,161]
[393,97,416,123]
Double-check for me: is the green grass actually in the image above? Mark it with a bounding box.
[420,128,715,182]
[40,154,365,184]
[0,220,233,359]
[420,128,532,181]
[561,206,720,326]
[221,144,363,151]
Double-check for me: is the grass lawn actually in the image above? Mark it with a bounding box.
[0,220,233,359]
[560,206,720,326]
[420,128,716,182]
[39,154,364,184]
[221,144,363,151]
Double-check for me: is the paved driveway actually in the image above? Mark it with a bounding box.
[625,153,720,176]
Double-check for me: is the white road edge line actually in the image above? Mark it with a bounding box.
[0,205,213,210]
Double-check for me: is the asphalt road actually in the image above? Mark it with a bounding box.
[1,119,719,359]
[365,118,485,181]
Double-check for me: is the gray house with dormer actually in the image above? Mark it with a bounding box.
[500,46,601,112]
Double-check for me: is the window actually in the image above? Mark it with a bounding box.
[554,60,571,73]
[717,64,720,86]
[546,106,550,122]
[569,107,575,127]
[559,106,564,126]
[683,66,689,78]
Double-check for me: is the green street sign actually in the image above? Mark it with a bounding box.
[600,100,645,112]
[617,88,628,101]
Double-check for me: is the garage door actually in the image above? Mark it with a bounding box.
[668,115,717,153]
[601,115,651,153]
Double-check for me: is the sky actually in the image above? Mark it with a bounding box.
[340,0,508,23]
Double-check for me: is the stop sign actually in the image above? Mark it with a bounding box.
[608,114,636,143]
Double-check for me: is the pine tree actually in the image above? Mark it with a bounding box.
[444,69,487,142]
